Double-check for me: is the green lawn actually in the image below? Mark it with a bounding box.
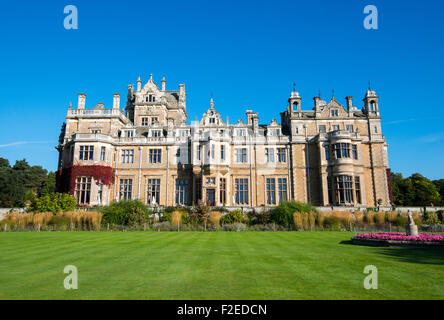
[0,231,443,299]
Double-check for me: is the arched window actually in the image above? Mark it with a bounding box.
[292,102,298,111]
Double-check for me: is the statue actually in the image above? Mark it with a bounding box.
[406,211,418,237]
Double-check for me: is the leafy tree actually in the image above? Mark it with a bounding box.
[40,171,57,196]
[432,179,444,205]
[29,193,76,213]
[391,172,442,206]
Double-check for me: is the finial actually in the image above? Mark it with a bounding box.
[332,89,335,99]
[68,102,72,109]
[368,80,371,90]
[210,94,214,108]
[137,76,141,82]
[149,73,153,80]
[318,89,321,98]
[293,82,296,92]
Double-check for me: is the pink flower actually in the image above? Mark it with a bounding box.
[356,232,444,242]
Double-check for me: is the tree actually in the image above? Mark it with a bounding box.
[391,172,442,206]
[432,179,444,205]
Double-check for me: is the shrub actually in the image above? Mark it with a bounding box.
[221,210,244,224]
[101,199,152,226]
[437,210,444,223]
[29,193,76,213]
[247,208,271,225]
[209,211,222,229]
[375,211,386,224]
[315,212,325,227]
[386,211,398,223]
[364,211,375,224]
[270,201,317,227]
[323,217,342,230]
[423,211,440,225]
[331,211,353,227]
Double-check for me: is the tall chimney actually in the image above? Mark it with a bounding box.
[136,77,142,92]
[346,96,353,111]
[78,93,86,109]
[113,93,121,110]
[161,77,166,91]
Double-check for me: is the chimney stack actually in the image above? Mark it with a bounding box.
[346,96,353,111]
[113,93,121,110]
[161,77,166,91]
[78,93,86,109]
[136,77,142,92]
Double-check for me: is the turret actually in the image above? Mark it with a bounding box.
[161,77,166,91]
[363,88,379,116]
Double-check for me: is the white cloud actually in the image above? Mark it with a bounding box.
[0,141,53,148]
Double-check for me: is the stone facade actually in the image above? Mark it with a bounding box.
[56,74,391,208]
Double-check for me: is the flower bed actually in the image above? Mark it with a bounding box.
[352,232,444,247]
[355,232,444,242]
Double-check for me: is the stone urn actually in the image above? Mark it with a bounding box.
[405,212,418,237]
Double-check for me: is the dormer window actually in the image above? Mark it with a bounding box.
[331,109,339,117]
[151,117,158,125]
[269,128,280,136]
[146,95,156,103]
[209,118,216,124]
[151,129,162,137]
[125,130,134,138]
[237,129,246,137]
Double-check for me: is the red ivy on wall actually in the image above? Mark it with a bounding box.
[56,165,115,195]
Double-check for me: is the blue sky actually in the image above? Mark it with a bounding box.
[0,0,443,179]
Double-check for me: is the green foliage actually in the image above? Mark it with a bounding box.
[29,193,76,213]
[0,158,49,208]
[221,210,244,224]
[391,172,442,206]
[323,217,342,230]
[423,211,440,225]
[101,199,152,226]
[247,208,271,225]
[269,201,316,226]
[188,201,210,224]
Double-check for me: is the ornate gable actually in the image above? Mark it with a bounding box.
[320,97,348,118]
[200,98,224,126]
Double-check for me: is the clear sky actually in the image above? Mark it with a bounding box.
[0,0,443,179]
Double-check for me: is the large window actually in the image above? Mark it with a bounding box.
[333,143,351,159]
[221,145,225,161]
[266,178,287,205]
[196,178,202,202]
[334,176,354,204]
[75,177,91,205]
[266,178,276,205]
[122,149,134,163]
[325,145,330,160]
[176,179,189,205]
[352,145,358,160]
[141,117,149,126]
[355,177,361,204]
[327,177,333,204]
[318,125,326,133]
[278,178,287,202]
[119,179,132,200]
[197,145,201,160]
[265,148,274,163]
[235,148,247,163]
[235,178,249,205]
[149,149,162,163]
[220,178,226,205]
[100,147,106,161]
[147,178,160,205]
[79,146,94,160]
[277,148,286,163]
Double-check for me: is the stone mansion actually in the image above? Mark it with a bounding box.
[56,74,392,208]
